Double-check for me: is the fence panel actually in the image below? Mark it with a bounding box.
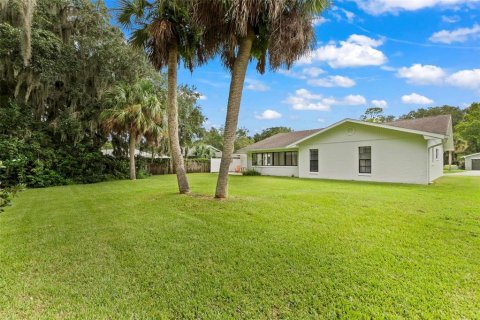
[147,159,211,175]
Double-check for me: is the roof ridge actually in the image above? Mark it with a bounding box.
[386,114,451,124]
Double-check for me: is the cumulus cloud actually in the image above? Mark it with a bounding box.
[284,89,330,111]
[284,89,366,111]
[446,69,480,91]
[297,34,387,68]
[307,75,356,88]
[312,16,329,26]
[255,109,282,120]
[429,24,480,44]
[302,67,326,77]
[441,15,460,24]
[278,67,325,79]
[352,0,480,15]
[245,78,270,91]
[371,99,388,108]
[198,94,207,100]
[401,93,434,105]
[397,64,446,85]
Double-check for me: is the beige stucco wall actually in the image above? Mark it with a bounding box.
[297,122,433,184]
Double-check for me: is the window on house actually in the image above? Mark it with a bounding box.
[359,146,371,174]
[435,148,440,161]
[278,152,285,166]
[251,151,297,166]
[310,149,319,172]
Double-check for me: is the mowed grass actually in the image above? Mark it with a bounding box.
[1,174,479,319]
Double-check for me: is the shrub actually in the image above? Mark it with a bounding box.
[243,169,261,176]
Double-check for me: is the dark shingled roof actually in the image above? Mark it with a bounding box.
[384,114,451,135]
[237,129,322,153]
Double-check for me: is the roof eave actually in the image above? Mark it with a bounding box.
[287,118,446,147]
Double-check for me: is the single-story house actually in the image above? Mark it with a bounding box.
[462,153,480,170]
[185,145,222,158]
[237,115,454,184]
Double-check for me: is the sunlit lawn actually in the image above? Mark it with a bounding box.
[1,174,479,319]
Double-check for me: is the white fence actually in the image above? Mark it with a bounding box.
[210,154,247,173]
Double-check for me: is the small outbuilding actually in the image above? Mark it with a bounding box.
[463,153,480,170]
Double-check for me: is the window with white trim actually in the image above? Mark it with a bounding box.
[310,149,318,172]
[359,146,371,174]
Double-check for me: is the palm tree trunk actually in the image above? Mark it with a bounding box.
[215,29,255,198]
[129,132,137,180]
[167,44,190,194]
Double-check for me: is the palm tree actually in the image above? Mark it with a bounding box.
[118,0,212,193]
[100,79,164,180]
[192,0,330,198]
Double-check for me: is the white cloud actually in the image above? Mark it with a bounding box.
[245,78,270,91]
[371,99,388,108]
[198,94,207,100]
[340,94,368,105]
[441,15,460,23]
[307,75,356,88]
[255,109,282,120]
[298,34,387,68]
[331,7,356,23]
[401,93,434,105]
[352,0,480,15]
[429,24,480,44]
[284,89,367,111]
[446,69,480,91]
[284,89,330,111]
[347,34,385,47]
[277,67,325,79]
[397,64,446,85]
[312,16,329,26]
[302,67,326,77]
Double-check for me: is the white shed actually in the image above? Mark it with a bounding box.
[463,153,480,170]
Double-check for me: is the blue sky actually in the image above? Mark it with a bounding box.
[105,0,480,134]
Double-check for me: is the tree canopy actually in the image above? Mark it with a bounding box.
[253,127,292,142]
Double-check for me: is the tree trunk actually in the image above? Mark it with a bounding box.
[167,44,190,194]
[129,132,137,180]
[215,29,255,198]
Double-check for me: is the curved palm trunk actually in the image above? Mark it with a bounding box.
[129,132,137,180]
[215,30,255,198]
[167,44,190,194]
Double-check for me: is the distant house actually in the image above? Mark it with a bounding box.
[185,145,222,158]
[237,115,454,184]
[462,153,480,170]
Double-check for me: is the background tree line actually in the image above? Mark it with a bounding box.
[0,0,206,187]
[360,104,480,160]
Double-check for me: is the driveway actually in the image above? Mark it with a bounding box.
[448,171,480,176]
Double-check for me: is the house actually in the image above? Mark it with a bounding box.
[462,153,480,170]
[185,145,222,158]
[237,115,454,184]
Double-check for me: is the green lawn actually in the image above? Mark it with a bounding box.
[1,174,479,319]
[443,169,465,174]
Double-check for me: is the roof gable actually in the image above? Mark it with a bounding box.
[238,115,451,152]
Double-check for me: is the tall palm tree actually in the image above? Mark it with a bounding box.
[100,79,164,180]
[118,0,212,193]
[192,0,330,198]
